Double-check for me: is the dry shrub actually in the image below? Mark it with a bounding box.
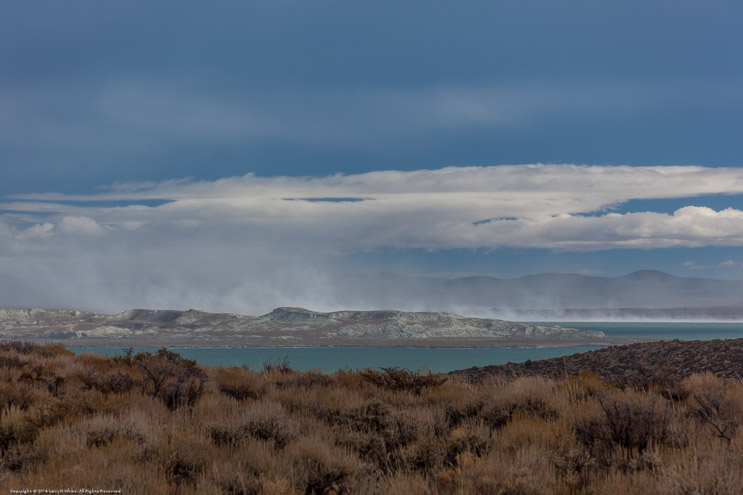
[402,435,447,476]
[76,352,119,373]
[209,400,297,449]
[560,370,608,403]
[496,414,555,454]
[201,459,263,495]
[0,406,45,473]
[286,434,364,494]
[0,406,38,450]
[445,423,491,466]
[480,377,559,431]
[135,348,206,410]
[0,341,37,355]
[10,437,167,493]
[276,385,366,423]
[213,366,264,401]
[79,368,134,395]
[329,399,400,472]
[261,356,293,375]
[654,445,743,495]
[550,444,596,493]
[189,386,241,426]
[615,362,682,394]
[683,373,742,444]
[455,447,559,495]
[445,396,487,427]
[294,369,334,389]
[34,343,74,358]
[384,473,433,495]
[8,343,743,494]
[81,413,146,448]
[157,432,216,486]
[0,380,39,412]
[0,353,27,370]
[482,396,557,430]
[574,390,679,469]
[1,442,45,473]
[359,367,447,394]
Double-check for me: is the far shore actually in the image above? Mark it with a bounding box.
[26,336,657,348]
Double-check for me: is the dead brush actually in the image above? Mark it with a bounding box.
[156,431,216,487]
[0,353,27,370]
[261,357,293,375]
[445,422,492,465]
[286,434,364,495]
[0,405,37,451]
[213,366,264,401]
[208,401,297,449]
[574,390,678,469]
[78,369,134,396]
[0,380,39,412]
[81,414,146,448]
[330,399,446,476]
[560,370,608,403]
[34,344,73,358]
[7,343,743,494]
[359,367,447,394]
[480,377,560,431]
[134,348,206,410]
[0,341,38,355]
[683,374,742,444]
[615,362,685,401]
[482,396,558,430]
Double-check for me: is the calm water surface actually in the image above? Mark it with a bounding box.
[68,345,601,373]
[68,322,743,372]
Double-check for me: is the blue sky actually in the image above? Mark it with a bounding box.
[2,1,743,312]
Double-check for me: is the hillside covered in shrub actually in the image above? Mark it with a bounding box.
[452,338,743,384]
[1,341,743,494]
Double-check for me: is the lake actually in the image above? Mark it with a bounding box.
[68,322,743,373]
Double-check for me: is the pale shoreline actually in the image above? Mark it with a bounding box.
[31,336,656,348]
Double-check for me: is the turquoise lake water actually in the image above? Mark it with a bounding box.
[68,322,743,373]
[68,345,601,373]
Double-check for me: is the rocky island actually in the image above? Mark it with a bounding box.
[0,307,609,347]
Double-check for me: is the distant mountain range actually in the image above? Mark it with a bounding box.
[3,270,742,325]
[330,270,743,320]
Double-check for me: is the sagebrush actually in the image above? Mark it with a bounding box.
[1,341,743,494]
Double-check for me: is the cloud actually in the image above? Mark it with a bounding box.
[8,165,743,253]
[682,258,743,271]
[720,259,743,268]
[3,164,743,313]
[58,216,105,236]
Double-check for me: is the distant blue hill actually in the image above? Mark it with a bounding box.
[332,270,743,319]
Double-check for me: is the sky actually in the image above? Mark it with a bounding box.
[2,0,743,313]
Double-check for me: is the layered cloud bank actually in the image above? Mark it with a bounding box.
[7,164,743,251]
[2,164,743,312]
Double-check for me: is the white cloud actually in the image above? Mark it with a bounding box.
[3,164,743,313]
[16,222,55,241]
[720,260,742,268]
[58,216,105,236]
[7,165,743,253]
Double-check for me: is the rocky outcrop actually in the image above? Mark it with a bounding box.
[0,306,606,344]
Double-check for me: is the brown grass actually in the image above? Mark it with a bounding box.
[1,341,743,493]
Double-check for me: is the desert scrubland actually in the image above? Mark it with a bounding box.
[1,340,743,494]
